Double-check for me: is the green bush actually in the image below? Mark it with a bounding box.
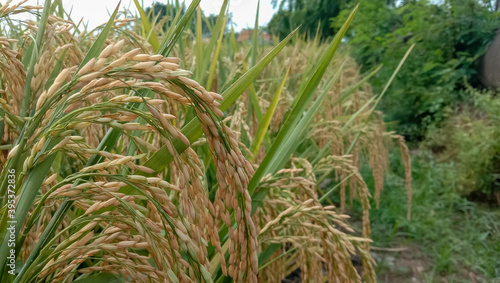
[333,0,500,138]
[424,87,500,198]
[356,150,500,280]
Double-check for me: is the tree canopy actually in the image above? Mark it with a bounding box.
[268,0,347,39]
[332,0,500,138]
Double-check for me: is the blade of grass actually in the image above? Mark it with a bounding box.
[159,0,199,56]
[242,60,263,123]
[145,13,162,48]
[312,141,331,166]
[319,173,355,203]
[206,8,229,90]
[249,71,346,268]
[202,10,214,34]
[249,67,289,159]
[201,0,229,74]
[78,2,121,70]
[247,0,263,125]
[169,2,186,66]
[133,0,160,52]
[230,23,237,59]
[341,96,376,131]
[252,64,344,206]
[195,6,203,81]
[345,44,414,155]
[247,5,358,195]
[18,0,51,118]
[338,64,382,103]
[259,247,298,271]
[251,0,260,67]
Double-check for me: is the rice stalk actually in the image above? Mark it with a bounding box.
[0,2,412,282]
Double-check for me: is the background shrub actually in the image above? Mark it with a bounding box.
[424,87,500,198]
[333,0,500,138]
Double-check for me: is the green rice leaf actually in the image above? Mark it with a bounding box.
[195,6,203,81]
[78,2,121,70]
[206,10,228,90]
[247,5,359,194]
[133,0,160,52]
[247,0,263,124]
[345,44,414,155]
[18,0,51,118]
[158,0,200,56]
[201,0,229,78]
[249,68,289,159]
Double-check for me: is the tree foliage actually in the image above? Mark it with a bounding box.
[268,0,348,39]
[145,2,231,36]
[333,0,500,138]
[425,86,500,198]
[145,2,185,29]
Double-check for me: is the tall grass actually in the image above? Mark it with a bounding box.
[0,1,411,282]
[364,151,500,281]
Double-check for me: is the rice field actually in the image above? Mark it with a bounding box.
[0,1,411,282]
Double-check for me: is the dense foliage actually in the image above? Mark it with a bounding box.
[362,151,500,280]
[333,0,500,138]
[268,0,346,39]
[425,87,500,198]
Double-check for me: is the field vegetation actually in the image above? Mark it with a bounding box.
[0,0,498,282]
[0,0,413,282]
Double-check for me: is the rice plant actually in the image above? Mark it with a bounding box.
[0,1,411,282]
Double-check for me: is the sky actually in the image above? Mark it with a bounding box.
[9,0,276,31]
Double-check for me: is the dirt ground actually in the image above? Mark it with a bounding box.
[373,245,492,283]
[372,245,428,282]
[282,244,493,283]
